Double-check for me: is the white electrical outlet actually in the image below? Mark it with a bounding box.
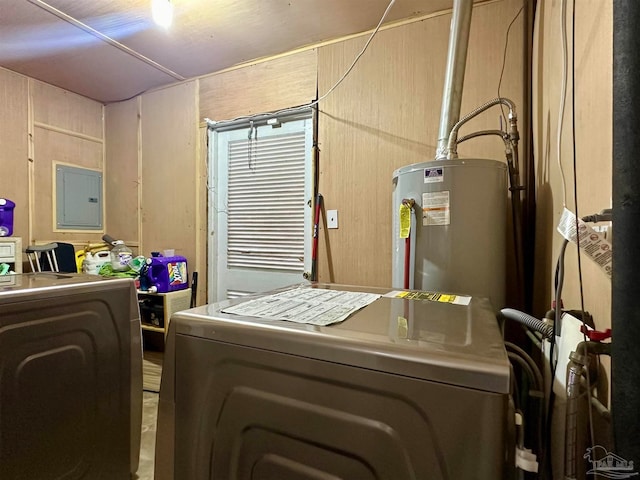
[327,210,338,229]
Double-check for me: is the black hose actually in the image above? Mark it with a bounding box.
[506,341,545,460]
[525,330,543,350]
[501,308,554,339]
[508,352,540,391]
[505,341,544,391]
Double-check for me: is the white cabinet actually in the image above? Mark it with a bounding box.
[0,237,22,274]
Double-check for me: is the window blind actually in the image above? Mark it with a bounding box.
[226,131,306,272]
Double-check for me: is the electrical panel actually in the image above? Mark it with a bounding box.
[55,165,103,230]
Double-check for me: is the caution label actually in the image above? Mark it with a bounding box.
[557,207,612,279]
[399,203,411,239]
[422,191,450,226]
[385,289,471,306]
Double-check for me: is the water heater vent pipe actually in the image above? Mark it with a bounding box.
[435,0,474,160]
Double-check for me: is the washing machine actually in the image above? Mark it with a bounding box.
[156,283,513,479]
[0,273,143,479]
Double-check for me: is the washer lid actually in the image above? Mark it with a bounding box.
[172,283,511,394]
[0,272,131,302]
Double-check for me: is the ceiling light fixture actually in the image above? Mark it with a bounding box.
[152,0,173,28]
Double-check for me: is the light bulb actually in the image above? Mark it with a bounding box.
[152,0,173,28]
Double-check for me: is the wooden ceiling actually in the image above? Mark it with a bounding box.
[0,0,460,103]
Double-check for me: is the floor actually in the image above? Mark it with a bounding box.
[134,350,163,480]
[135,392,159,480]
[143,350,163,393]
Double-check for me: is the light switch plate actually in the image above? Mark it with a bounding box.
[327,210,338,229]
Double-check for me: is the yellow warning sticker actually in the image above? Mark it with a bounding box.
[399,204,411,238]
[396,316,408,339]
[386,290,471,306]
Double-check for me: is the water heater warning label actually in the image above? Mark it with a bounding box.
[557,207,612,279]
[422,191,450,226]
[385,290,472,306]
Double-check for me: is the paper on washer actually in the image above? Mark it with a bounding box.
[221,287,381,326]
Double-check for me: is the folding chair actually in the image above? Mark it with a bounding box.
[25,243,60,272]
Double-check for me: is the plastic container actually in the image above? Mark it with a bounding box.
[129,256,147,273]
[110,240,133,272]
[0,198,16,237]
[82,251,111,275]
[144,255,188,293]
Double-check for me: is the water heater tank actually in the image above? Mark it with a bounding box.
[392,159,507,310]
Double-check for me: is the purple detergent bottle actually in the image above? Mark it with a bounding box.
[0,198,15,237]
[145,255,189,293]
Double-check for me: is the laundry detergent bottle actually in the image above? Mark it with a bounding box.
[145,255,188,292]
[110,240,133,271]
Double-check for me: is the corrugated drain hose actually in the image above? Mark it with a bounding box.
[501,308,554,340]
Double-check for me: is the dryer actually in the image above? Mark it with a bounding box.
[156,283,513,479]
[0,273,143,479]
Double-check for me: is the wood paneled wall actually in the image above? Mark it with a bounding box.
[532,0,612,326]
[0,69,105,255]
[31,82,105,245]
[105,97,140,247]
[531,3,613,471]
[199,50,317,122]
[105,83,204,302]
[196,125,208,304]
[140,81,199,269]
[316,0,526,289]
[0,69,28,241]
[31,81,103,138]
